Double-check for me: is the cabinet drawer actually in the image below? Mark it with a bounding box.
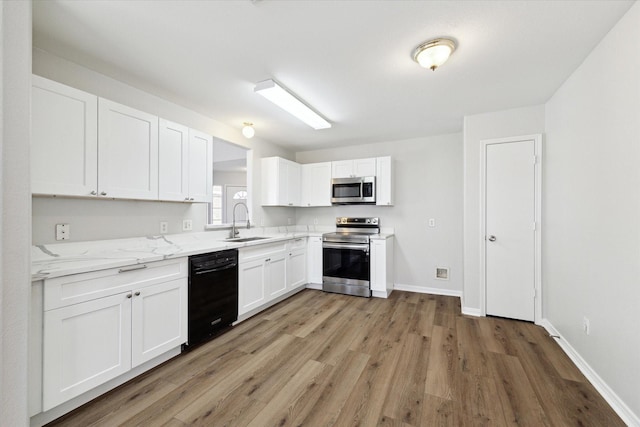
[239,242,287,262]
[287,237,307,250]
[44,258,188,311]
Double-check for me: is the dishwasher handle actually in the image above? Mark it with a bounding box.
[193,262,238,275]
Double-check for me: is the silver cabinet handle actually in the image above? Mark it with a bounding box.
[100,191,107,196]
[118,264,147,273]
[184,197,189,201]
[134,291,141,296]
[190,197,194,201]
[126,293,132,299]
[90,190,97,195]
[488,235,497,242]
[265,258,271,262]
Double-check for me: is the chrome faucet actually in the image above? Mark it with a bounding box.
[231,202,250,238]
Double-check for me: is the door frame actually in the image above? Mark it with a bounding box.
[479,134,542,323]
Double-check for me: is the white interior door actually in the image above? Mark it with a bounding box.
[485,139,536,321]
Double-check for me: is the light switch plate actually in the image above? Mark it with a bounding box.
[160,222,168,234]
[182,219,193,231]
[55,223,70,241]
[428,218,436,228]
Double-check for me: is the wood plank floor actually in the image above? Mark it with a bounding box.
[47,290,625,426]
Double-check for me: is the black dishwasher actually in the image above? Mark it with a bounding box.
[185,249,238,350]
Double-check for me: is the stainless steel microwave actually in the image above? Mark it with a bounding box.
[331,177,376,204]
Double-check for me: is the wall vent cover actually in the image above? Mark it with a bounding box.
[435,267,449,280]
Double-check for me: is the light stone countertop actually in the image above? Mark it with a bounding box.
[31,226,328,281]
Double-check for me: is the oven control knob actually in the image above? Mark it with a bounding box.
[372,218,378,224]
[365,219,371,224]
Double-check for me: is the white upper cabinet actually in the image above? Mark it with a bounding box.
[300,162,332,207]
[331,158,376,178]
[158,119,189,201]
[261,157,301,207]
[31,76,98,196]
[376,156,394,206]
[32,76,212,204]
[187,129,213,203]
[98,98,159,200]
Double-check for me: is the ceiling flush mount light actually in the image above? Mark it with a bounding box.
[242,122,255,139]
[412,38,457,71]
[254,79,331,130]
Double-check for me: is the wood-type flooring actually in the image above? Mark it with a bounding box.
[47,290,625,426]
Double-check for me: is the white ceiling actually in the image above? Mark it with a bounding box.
[33,0,634,151]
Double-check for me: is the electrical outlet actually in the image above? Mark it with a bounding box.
[583,316,590,335]
[182,219,193,231]
[160,222,168,234]
[428,218,436,228]
[55,223,70,241]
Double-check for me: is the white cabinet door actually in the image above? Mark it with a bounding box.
[266,251,287,299]
[187,129,213,203]
[370,237,394,298]
[42,292,132,411]
[261,157,301,206]
[331,158,376,178]
[31,75,98,197]
[98,98,159,200]
[131,279,187,368]
[307,236,323,284]
[375,156,394,206]
[301,162,332,207]
[354,158,377,177]
[238,258,267,315]
[331,160,354,178]
[287,248,307,290]
[262,157,284,206]
[286,161,301,206]
[158,119,189,201]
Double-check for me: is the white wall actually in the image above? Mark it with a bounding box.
[1,1,32,425]
[31,48,294,244]
[213,170,246,187]
[462,105,545,312]
[544,2,640,420]
[296,133,463,294]
[32,198,207,245]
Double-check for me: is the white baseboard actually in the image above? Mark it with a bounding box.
[393,283,462,297]
[540,319,640,427]
[305,283,322,290]
[461,306,482,317]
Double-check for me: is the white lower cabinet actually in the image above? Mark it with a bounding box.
[239,243,287,315]
[370,237,394,298]
[307,236,323,285]
[239,238,308,317]
[43,292,132,411]
[238,257,268,315]
[266,252,287,299]
[287,238,307,290]
[41,259,187,411]
[131,279,188,367]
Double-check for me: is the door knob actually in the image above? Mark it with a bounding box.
[488,235,497,242]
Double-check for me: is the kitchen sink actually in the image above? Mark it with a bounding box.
[224,236,270,243]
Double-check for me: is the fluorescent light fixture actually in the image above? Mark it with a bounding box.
[254,79,331,130]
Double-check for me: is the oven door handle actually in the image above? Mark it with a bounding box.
[322,243,369,252]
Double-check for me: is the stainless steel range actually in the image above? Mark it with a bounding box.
[322,217,380,297]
